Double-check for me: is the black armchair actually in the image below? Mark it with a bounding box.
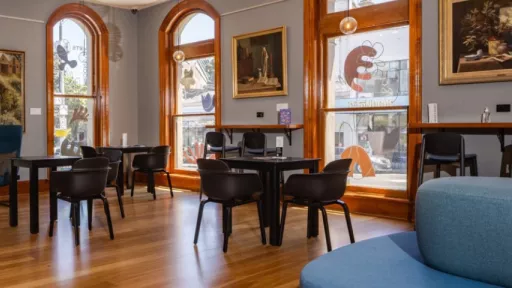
[194,159,266,252]
[130,146,173,200]
[103,150,125,218]
[203,131,241,159]
[241,132,277,156]
[80,146,102,158]
[50,158,113,246]
[280,159,355,252]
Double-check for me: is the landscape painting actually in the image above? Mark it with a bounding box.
[0,50,24,129]
[232,26,288,98]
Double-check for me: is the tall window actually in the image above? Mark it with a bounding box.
[159,1,221,174]
[316,0,413,193]
[47,4,109,157]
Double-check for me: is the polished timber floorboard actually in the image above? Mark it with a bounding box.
[0,187,411,288]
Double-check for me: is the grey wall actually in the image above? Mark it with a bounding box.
[137,0,304,158]
[0,0,139,179]
[423,0,511,176]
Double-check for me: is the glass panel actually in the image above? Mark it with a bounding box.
[53,97,95,157]
[177,56,215,114]
[175,13,214,45]
[327,0,397,13]
[175,115,215,170]
[324,109,407,190]
[53,19,92,95]
[327,26,409,108]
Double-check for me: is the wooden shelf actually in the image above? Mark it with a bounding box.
[409,122,512,129]
[206,124,304,145]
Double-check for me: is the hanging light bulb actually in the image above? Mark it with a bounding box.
[340,17,358,35]
[173,50,185,63]
[340,0,358,35]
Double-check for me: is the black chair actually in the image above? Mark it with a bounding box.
[241,132,277,156]
[280,159,355,252]
[500,145,512,177]
[418,133,478,187]
[130,146,173,200]
[50,158,113,246]
[80,146,102,158]
[194,159,266,253]
[203,131,241,159]
[102,150,125,218]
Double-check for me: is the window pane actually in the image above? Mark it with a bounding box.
[176,13,214,45]
[324,110,407,190]
[327,0,397,13]
[53,19,92,95]
[53,97,95,157]
[177,57,215,114]
[175,115,215,170]
[327,26,409,108]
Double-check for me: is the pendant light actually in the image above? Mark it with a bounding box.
[339,0,358,35]
[173,0,186,63]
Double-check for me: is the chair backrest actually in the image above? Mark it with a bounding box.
[56,157,109,198]
[285,172,350,202]
[204,132,225,157]
[323,159,352,173]
[73,157,110,171]
[197,159,230,172]
[102,149,122,163]
[242,132,267,155]
[80,146,98,158]
[151,145,170,168]
[0,125,23,158]
[422,133,464,158]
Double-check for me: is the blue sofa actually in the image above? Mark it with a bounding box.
[301,177,512,288]
[0,125,22,187]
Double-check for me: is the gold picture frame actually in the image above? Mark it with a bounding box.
[0,49,25,130]
[440,0,512,85]
[232,26,288,98]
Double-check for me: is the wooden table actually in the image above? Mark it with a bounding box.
[9,156,81,234]
[205,124,304,146]
[221,157,320,246]
[98,146,153,192]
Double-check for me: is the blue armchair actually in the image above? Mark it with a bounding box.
[0,125,23,205]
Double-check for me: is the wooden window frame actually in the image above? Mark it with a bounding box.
[46,3,110,156]
[304,0,422,220]
[159,0,221,177]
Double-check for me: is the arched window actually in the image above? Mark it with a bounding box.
[159,1,221,173]
[47,4,109,157]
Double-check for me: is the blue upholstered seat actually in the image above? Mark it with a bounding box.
[0,125,23,187]
[300,232,498,288]
[209,146,240,153]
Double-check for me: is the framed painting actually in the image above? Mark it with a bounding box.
[440,0,512,85]
[0,50,25,129]
[232,26,288,98]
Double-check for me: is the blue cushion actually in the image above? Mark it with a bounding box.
[417,177,512,288]
[300,232,497,288]
[209,146,240,152]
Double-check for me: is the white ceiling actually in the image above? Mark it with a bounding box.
[85,0,171,10]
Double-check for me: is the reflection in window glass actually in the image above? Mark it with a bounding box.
[325,110,407,190]
[177,56,215,114]
[327,26,409,108]
[53,97,95,157]
[175,115,215,170]
[53,19,92,95]
[327,0,396,13]
[176,13,214,45]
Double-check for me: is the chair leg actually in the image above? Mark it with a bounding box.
[194,200,209,244]
[87,199,93,231]
[72,202,80,246]
[434,164,441,178]
[223,206,232,253]
[338,200,355,244]
[165,172,174,198]
[279,201,289,246]
[199,183,203,201]
[149,171,156,200]
[130,170,136,197]
[114,185,125,219]
[319,206,332,252]
[101,196,115,240]
[257,200,266,245]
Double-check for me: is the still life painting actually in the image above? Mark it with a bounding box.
[232,26,288,98]
[440,0,512,84]
[0,50,24,129]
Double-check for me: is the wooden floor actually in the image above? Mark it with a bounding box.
[0,186,411,288]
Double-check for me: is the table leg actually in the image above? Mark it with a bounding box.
[50,167,57,221]
[259,171,270,227]
[269,167,281,246]
[307,164,319,238]
[118,153,125,195]
[29,167,39,234]
[9,162,18,227]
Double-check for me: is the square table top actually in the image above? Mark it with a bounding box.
[99,146,153,153]
[221,157,321,171]
[11,156,81,168]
